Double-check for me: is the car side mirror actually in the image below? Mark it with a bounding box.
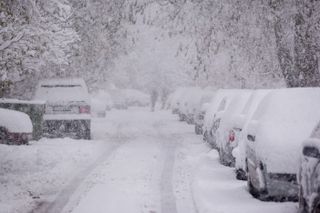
[303,146,320,158]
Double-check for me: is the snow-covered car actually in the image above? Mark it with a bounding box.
[123,89,150,107]
[168,87,187,114]
[34,78,91,139]
[177,87,202,122]
[232,90,271,180]
[109,90,128,110]
[0,108,33,145]
[299,121,320,213]
[245,88,320,201]
[216,89,252,167]
[91,90,113,117]
[184,88,203,124]
[194,102,210,135]
[203,89,242,149]
[194,89,215,134]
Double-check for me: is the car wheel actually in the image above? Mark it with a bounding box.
[246,161,260,199]
[247,174,260,198]
[235,168,247,181]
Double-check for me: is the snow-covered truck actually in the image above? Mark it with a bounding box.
[34,78,91,140]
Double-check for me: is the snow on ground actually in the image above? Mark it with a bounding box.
[192,149,298,213]
[0,107,299,213]
[0,138,111,213]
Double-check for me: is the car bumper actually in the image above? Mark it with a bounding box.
[42,119,91,139]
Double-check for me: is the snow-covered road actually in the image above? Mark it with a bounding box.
[1,108,298,213]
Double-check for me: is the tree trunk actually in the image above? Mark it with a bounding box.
[294,0,320,87]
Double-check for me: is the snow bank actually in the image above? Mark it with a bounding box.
[249,88,320,173]
[192,150,297,213]
[0,108,32,133]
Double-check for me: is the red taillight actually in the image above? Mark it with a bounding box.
[229,130,235,142]
[79,105,90,114]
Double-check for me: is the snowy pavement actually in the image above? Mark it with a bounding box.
[0,108,298,213]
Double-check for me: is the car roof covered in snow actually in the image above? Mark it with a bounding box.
[203,89,243,131]
[0,108,33,133]
[34,78,89,103]
[248,88,320,173]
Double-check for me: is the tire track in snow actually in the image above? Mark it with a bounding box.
[160,141,178,213]
[29,124,130,213]
[153,121,179,213]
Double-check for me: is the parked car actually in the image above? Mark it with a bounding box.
[232,90,271,180]
[184,88,204,124]
[91,90,113,117]
[34,78,91,139]
[216,89,252,167]
[191,89,215,129]
[194,102,210,135]
[0,108,33,145]
[178,88,199,122]
[299,121,320,213]
[122,89,150,107]
[203,89,241,149]
[245,88,320,201]
[169,87,187,114]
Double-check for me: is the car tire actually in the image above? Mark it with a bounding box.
[247,174,260,198]
[235,168,247,181]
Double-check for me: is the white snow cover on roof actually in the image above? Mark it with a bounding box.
[0,108,32,133]
[203,89,242,132]
[34,78,89,103]
[249,88,320,174]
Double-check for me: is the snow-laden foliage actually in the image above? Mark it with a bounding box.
[0,0,79,98]
[1,0,320,98]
